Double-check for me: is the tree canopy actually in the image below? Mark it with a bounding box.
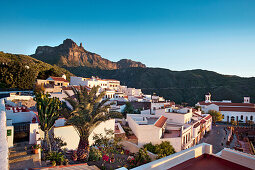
[208,110,223,124]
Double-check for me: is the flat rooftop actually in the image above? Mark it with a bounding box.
[170,154,250,170]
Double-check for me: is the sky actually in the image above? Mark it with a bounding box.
[0,0,255,77]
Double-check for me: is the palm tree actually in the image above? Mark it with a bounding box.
[34,92,61,152]
[62,86,123,161]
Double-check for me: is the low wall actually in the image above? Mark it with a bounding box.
[219,148,255,169]
[0,99,8,170]
[120,141,157,160]
[7,95,33,101]
[131,143,212,170]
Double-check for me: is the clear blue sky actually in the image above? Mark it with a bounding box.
[0,0,255,77]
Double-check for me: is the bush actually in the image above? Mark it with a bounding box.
[143,141,175,159]
[134,148,151,166]
[143,142,156,154]
[89,147,102,161]
[46,151,65,165]
[155,141,175,159]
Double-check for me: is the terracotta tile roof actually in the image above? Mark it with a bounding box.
[193,122,200,128]
[154,116,167,128]
[219,107,255,112]
[193,112,203,117]
[204,115,212,120]
[198,101,254,107]
[201,119,206,124]
[50,76,69,82]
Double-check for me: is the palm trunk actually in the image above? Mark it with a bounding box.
[77,136,90,161]
[44,130,51,153]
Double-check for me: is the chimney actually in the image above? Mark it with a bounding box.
[80,43,83,48]
[244,97,250,103]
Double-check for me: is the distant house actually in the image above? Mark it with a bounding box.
[36,74,69,93]
[197,93,255,123]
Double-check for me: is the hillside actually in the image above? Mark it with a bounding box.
[32,39,146,69]
[64,66,255,105]
[0,52,73,90]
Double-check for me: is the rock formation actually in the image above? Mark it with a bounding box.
[32,39,146,69]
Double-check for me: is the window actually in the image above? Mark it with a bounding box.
[241,115,243,120]
[222,114,224,119]
[251,116,253,121]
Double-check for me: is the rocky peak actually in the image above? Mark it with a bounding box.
[32,39,146,69]
[62,39,79,49]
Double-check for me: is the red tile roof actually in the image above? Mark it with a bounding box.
[154,116,168,128]
[204,115,212,120]
[194,122,200,128]
[201,119,206,124]
[198,101,254,107]
[50,76,69,82]
[219,107,255,112]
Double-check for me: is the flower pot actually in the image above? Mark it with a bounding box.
[34,149,39,154]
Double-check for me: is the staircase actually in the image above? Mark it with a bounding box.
[9,141,41,170]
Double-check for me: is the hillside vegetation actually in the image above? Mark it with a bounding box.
[64,66,255,105]
[0,52,73,90]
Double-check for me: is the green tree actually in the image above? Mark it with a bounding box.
[34,92,61,152]
[62,86,122,161]
[208,110,223,124]
[122,102,134,117]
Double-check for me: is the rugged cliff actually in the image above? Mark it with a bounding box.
[32,39,146,69]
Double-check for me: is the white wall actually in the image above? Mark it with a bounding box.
[29,123,39,145]
[53,119,115,150]
[127,115,162,147]
[131,143,212,170]
[219,148,255,170]
[0,99,8,170]
[221,111,254,122]
[70,76,87,86]
[160,137,182,152]
[6,95,33,101]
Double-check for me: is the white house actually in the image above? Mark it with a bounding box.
[126,107,212,152]
[52,119,115,150]
[197,94,255,123]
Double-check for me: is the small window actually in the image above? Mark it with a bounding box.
[241,115,243,120]
[250,116,253,121]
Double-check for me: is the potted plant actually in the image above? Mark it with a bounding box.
[32,144,41,154]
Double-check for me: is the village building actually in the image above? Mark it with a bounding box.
[126,106,212,152]
[36,75,69,93]
[197,93,255,123]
